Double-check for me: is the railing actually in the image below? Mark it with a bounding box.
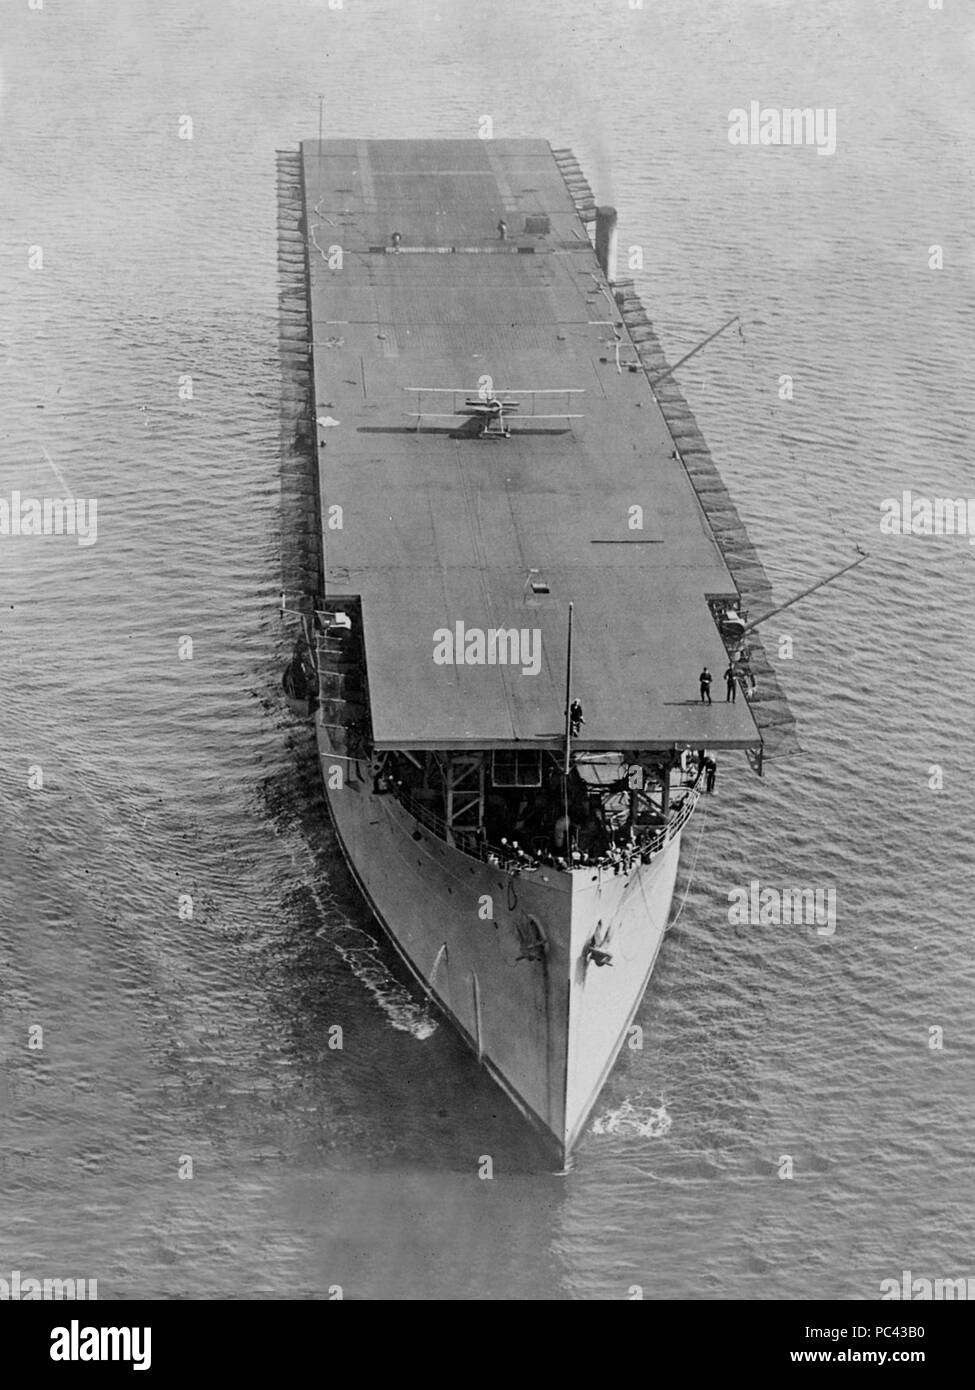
[651,783,701,849]
[393,784,456,843]
[385,779,700,875]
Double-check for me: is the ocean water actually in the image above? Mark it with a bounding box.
[2,0,973,1300]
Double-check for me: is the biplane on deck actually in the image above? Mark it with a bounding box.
[405,387,585,438]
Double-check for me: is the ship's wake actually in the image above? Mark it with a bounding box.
[591,1096,671,1139]
[316,922,438,1041]
[271,818,438,1042]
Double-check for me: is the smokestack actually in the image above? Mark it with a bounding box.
[595,206,618,285]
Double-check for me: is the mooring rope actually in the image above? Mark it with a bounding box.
[666,796,710,932]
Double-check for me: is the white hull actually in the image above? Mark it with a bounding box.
[317,722,685,1161]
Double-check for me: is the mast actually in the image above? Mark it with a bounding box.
[562,602,574,853]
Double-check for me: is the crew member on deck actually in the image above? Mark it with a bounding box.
[724,663,737,703]
[699,667,713,705]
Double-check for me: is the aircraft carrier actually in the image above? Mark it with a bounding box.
[278,137,798,1162]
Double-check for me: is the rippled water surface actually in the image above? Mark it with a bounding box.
[2,0,974,1299]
